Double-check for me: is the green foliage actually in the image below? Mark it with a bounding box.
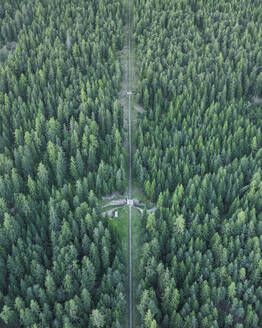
[133,0,262,326]
[0,0,127,326]
[1,0,262,326]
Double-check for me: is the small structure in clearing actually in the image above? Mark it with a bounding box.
[127,199,134,206]
[126,90,137,96]
[114,211,119,218]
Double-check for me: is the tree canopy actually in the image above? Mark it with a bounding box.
[133,0,262,326]
[0,0,128,326]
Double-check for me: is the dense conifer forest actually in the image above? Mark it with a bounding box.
[133,0,262,327]
[0,0,127,327]
[1,0,262,327]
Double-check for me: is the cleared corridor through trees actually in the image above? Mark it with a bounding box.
[127,0,133,325]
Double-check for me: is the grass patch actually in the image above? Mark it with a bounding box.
[131,207,143,327]
[108,207,143,328]
[109,207,129,243]
[108,207,129,328]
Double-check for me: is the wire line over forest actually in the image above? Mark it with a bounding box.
[127,0,133,325]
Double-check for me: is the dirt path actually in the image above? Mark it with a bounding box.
[102,199,127,207]
[253,96,262,104]
[118,27,129,144]
[131,43,145,116]
[134,103,145,113]
[102,192,122,201]
[118,27,145,137]
[147,206,157,214]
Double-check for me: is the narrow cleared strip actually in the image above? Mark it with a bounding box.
[128,0,133,326]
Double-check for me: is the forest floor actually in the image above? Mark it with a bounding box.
[118,26,129,150]
[117,26,145,154]
[102,192,122,201]
[253,96,262,104]
[130,44,145,153]
[108,206,143,327]
[108,207,129,327]
[131,207,144,327]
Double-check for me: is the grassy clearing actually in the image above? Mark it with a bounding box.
[109,207,129,245]
[109,206,129,327]
[108,207,143,328]
[131,207,143,327]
